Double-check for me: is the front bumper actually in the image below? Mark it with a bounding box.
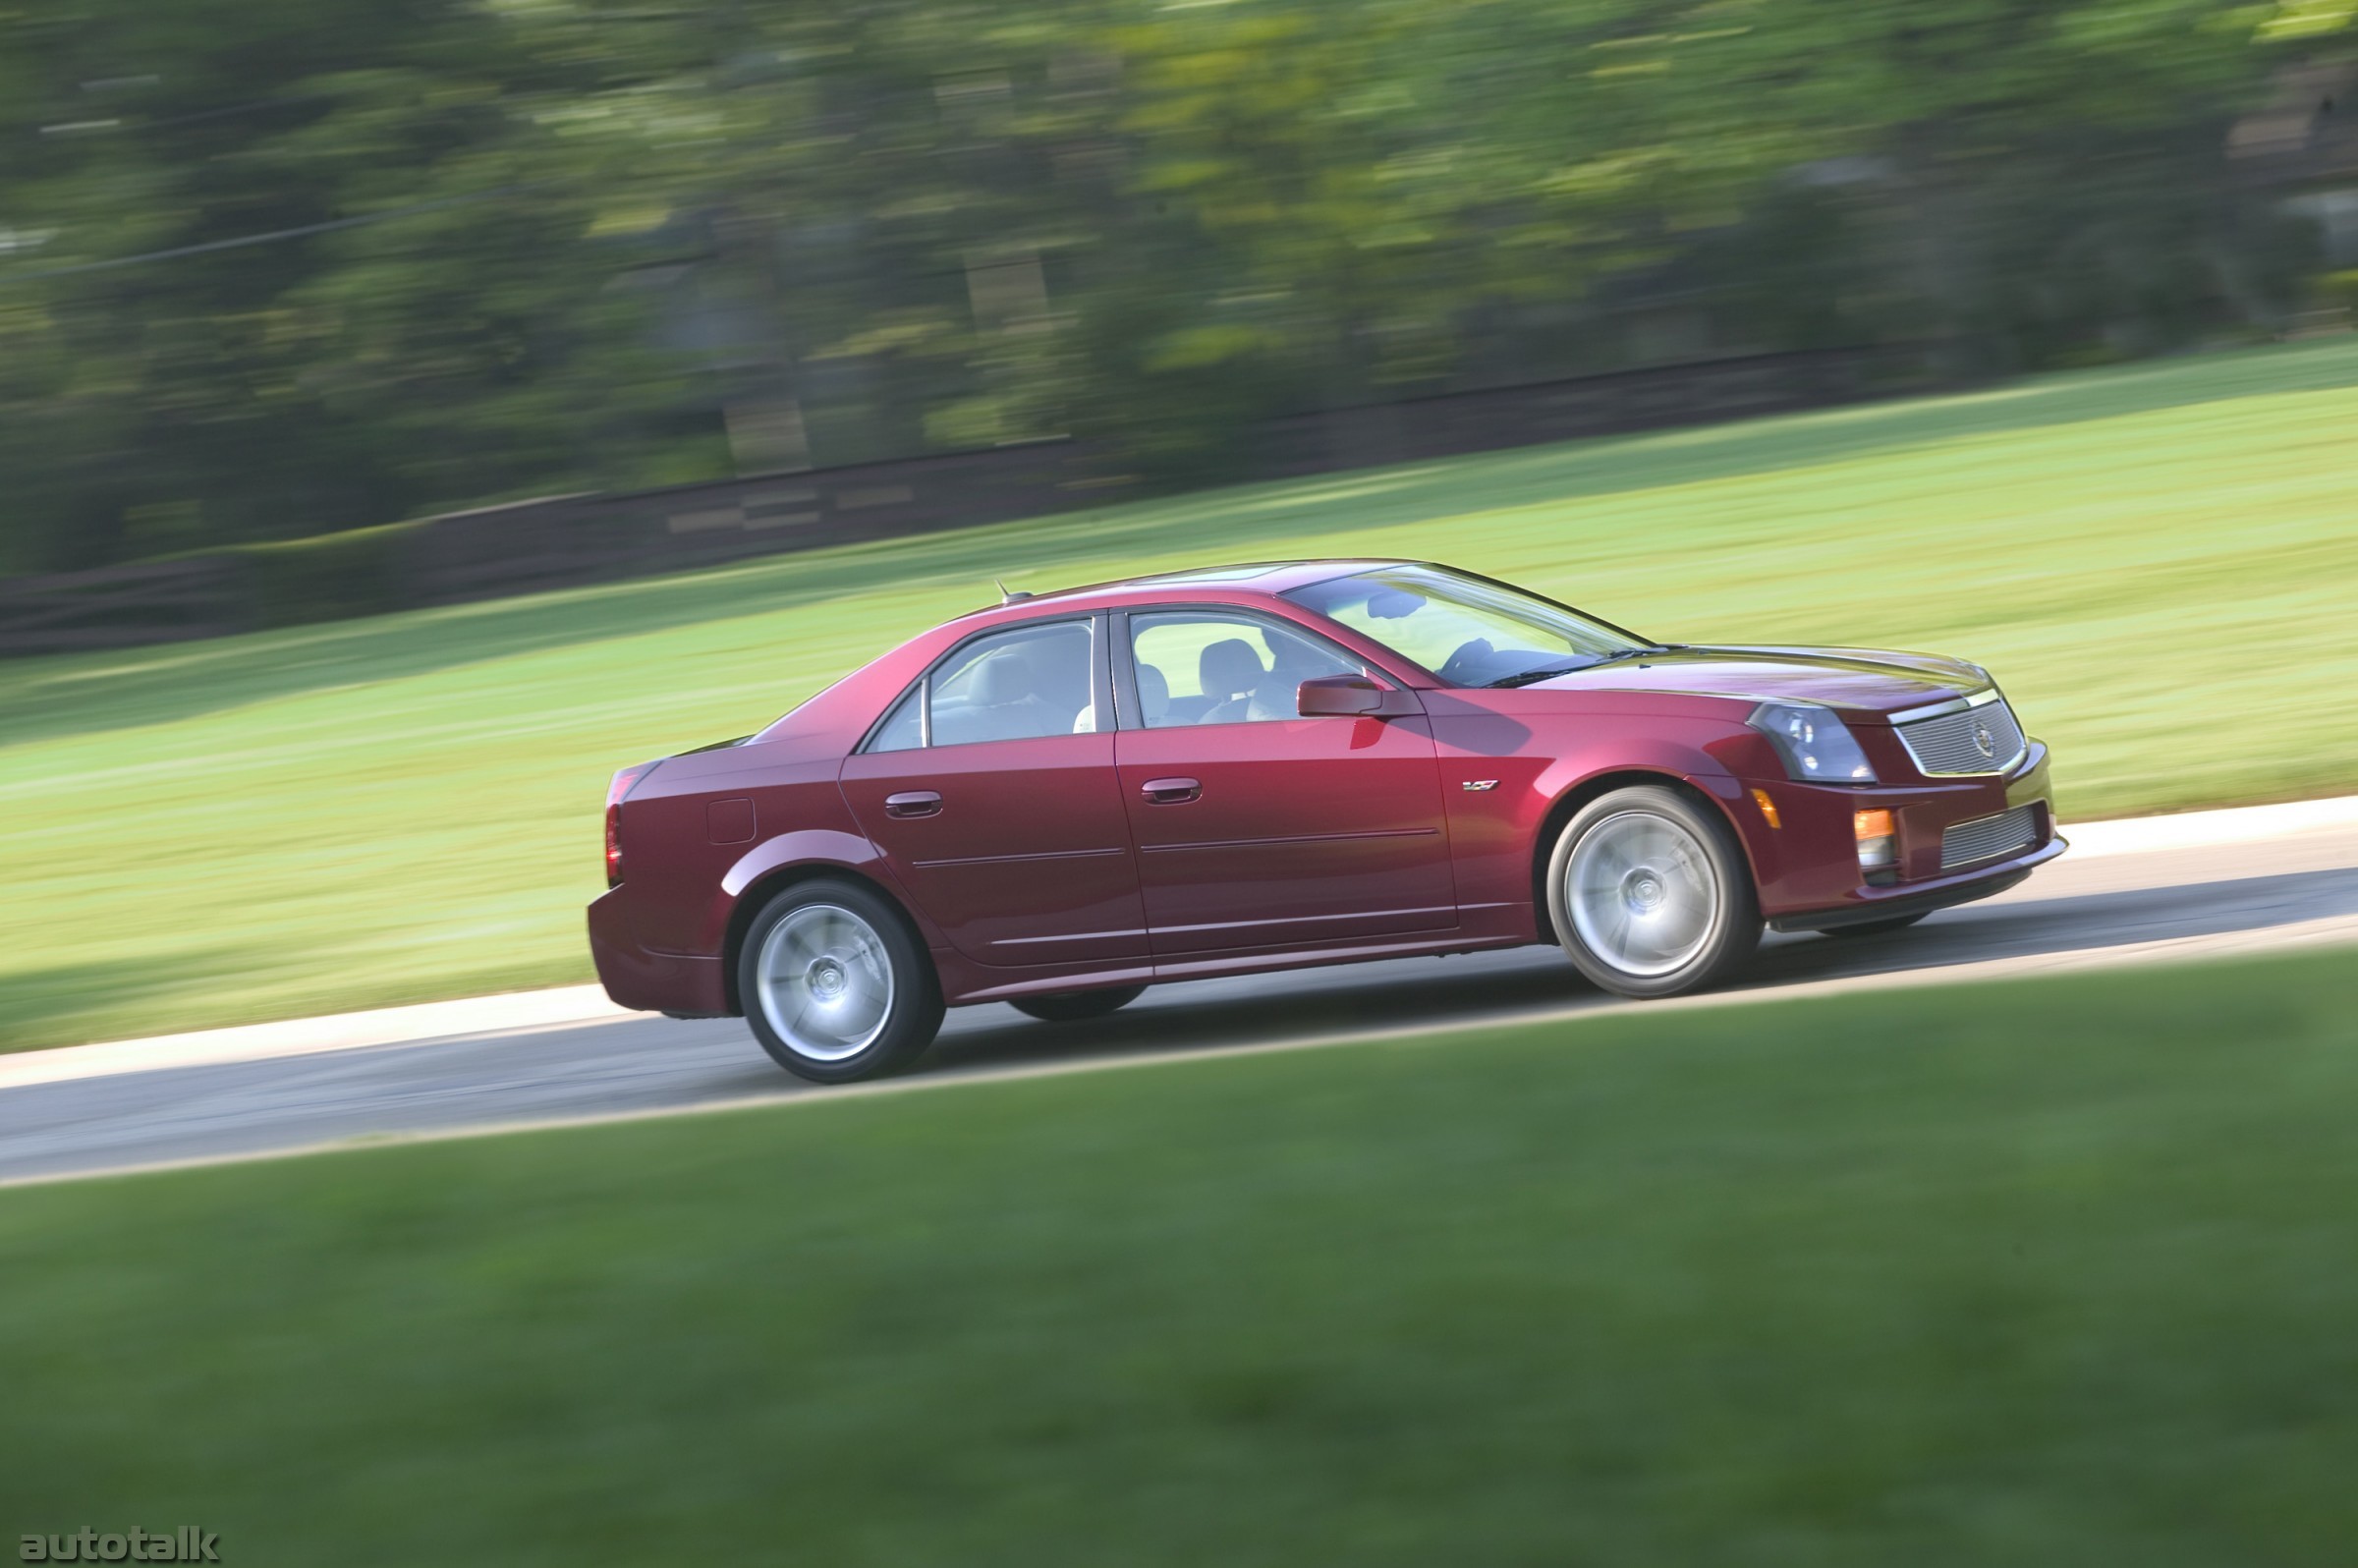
[1767,833,2066,932]
[1741,740,2061,925]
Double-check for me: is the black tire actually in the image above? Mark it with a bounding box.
[737,878,943,1084]
[1544,785,1761,998]
[1824,913,1929,938]
[1009,984,1148,1024]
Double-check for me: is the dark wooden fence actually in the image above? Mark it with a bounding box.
[0,346,1932,656]
[0,557,254,652]
[397,439,1104,607]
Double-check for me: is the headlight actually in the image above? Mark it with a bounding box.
[1750,700,1878,784]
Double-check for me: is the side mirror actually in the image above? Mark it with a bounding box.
[1297,675,1413,718]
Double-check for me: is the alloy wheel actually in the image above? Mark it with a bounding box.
[1563,810,1722,979]
[754,902,897,1061]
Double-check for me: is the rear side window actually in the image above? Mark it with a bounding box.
[868,687,925,753]
[865,619,1100,752]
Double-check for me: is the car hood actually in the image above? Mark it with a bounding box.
[1524,644,1986,719]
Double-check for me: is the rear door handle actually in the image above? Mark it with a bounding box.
[1140,776,1201,805]
[884,790,942,818]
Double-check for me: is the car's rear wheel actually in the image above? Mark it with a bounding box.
[739,879,942,1084]
[1545,785,1760,998]
[1824,913,1928,938]
[1009,984,1148,1023]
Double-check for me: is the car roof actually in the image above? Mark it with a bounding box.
[946,559,1410,625]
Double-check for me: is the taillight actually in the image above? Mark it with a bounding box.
[604,760,660,887]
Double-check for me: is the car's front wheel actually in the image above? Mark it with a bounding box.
[1010,984,1148,1023]
[739,878,943,1084]
[1545,785,1760,998]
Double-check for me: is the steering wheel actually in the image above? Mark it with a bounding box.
[1433,638,1495,685]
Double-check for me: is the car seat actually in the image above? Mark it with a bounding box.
[1134,661,1171,726]
[1198,638,1266,725]
[934,650,1062,745]
[1248,635,1348,721]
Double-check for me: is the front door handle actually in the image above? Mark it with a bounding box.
[885,790,942,818]
[1140,776,1201,805]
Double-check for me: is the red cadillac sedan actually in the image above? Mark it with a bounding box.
[590,560,2061,1081]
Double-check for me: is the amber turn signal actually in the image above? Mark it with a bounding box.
[1749,788,1781,829]
[1853,808,1897,869]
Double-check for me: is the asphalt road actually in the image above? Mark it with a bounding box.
[6,822,2356,1186]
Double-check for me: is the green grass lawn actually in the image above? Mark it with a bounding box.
[4,340,2357,1049]
[2,950,2354,1565]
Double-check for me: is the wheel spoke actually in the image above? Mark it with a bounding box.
[1658,895,1708,949]
[838,986,889,1036]
[773,922,826,974]
[1588,835,1635,882]
[814,913,853,959]
[1605,904,1634,960]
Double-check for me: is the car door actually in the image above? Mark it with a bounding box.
[838,615,1149,967]
[1112,607,1456,957]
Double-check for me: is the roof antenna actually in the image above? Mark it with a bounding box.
[994,577,1033,604]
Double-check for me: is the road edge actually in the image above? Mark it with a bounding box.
[7,792,2355,1092]
[8,909,2353,1191]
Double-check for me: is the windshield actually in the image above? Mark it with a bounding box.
[1284,565,1647,687]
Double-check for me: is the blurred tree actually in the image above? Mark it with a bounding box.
[0,0,688,572]
[0,0,2326,575]
[1650,0,2318,368]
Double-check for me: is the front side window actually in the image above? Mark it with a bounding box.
[869,619,1098,752]
[1285,565,1644,688]
[1128,613,1361,727]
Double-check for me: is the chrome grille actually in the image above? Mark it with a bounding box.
[1896,694,2027,777]
[1941,804,2040,870]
